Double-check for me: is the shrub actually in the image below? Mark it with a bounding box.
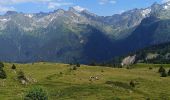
[158,66,165,73]
[149,67,153,70]
[11,64,16,70]
[76,63,80,67]
[168,69,170,76]
[0,62,4,69]
[160,70,167,77]
[72,66,77,70]
[17,70,26,80]
[59,72,63,75]
[0,69,7,79]
[24,87,48,100]
[129,80,135,88]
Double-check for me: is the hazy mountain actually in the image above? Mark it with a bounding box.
[0,2,170,63]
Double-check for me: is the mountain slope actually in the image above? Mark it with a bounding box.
[133,42,170,64]
[1,2,170,63]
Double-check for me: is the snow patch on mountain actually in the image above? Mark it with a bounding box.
[73,6,86,12]
[141,8,151,17]
[0,18,9,22]
[25,14,34,18]
[163,2,170,9]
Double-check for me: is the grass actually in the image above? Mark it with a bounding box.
[0,62,170,100]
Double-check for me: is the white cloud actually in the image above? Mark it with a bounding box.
[48,2,73,9]
[99,0,116,5]
[0,6,15,12]
[0,0,73,12]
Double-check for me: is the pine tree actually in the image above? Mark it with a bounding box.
[158,66,165,73]
[0,69,7,79]
[11,64,16,70]
[168,69,170,76]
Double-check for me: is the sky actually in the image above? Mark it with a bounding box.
[0,0,169,16]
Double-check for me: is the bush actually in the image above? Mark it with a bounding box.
[168,69,170,76]
[76,63,80,67]
[160,70,167,77]
[0,69,7,79]
[59,72,63,75]
[0,62,4,69]
[11,64,16,69]
[129,80,135,88]
[149,67,153,70]
[24,87,48,100]
[73,66,77,70]
[158,66,165,73]
[17,70,26,80]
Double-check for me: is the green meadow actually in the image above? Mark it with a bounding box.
[0,63,170,100]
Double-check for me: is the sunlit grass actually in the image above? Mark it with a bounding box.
[0,62,170,100]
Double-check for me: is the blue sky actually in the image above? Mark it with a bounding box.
[0,0,168,16]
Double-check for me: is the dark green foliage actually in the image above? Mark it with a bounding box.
[146,97,151,100]
[133,42,170,64]
[160,70,167,77]
[76,63,80,67]
[129,80,135,88]
[149,67,153,70]
[0,69,7,79]
[168,69,170,76]
[0,62,4,69]
[11,64,16,69]
[158,66,166,73]
[72,66,77,70]
[17,70,26,80]
[24,87,48,100]
[0,62,7,79]
[59,72,63,75]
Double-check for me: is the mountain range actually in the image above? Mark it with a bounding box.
[1,2,170,63]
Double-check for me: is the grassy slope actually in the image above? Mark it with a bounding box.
[0,63,170,100]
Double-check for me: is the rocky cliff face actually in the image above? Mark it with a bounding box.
[121,55,136,66]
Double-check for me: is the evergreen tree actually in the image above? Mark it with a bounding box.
[11,64,16,70]
[168,69,170,76]
[160,70,167,77]
[129,80,135,88]
[0,62,4,69]
[76,63,80,67]
[0,69,7,79]
[158,66,165,73]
